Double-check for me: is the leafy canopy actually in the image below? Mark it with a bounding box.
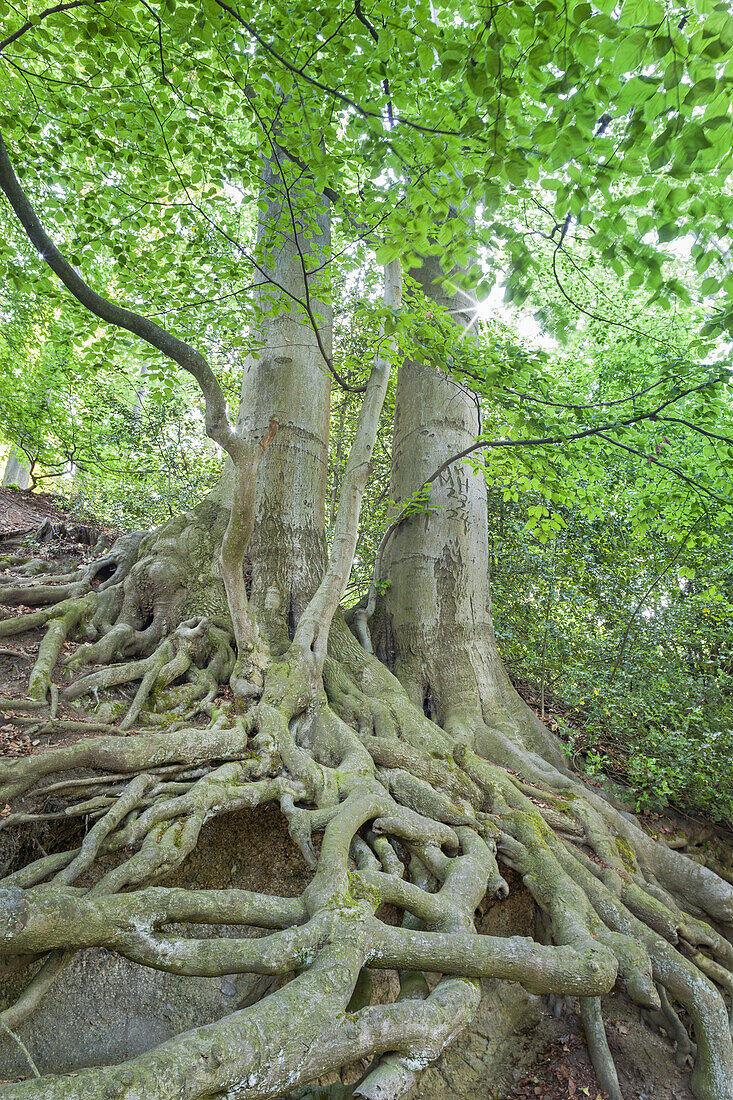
[2,0,733,337]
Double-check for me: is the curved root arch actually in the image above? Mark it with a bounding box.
[0,551,732,1100]
[0,502,234,727]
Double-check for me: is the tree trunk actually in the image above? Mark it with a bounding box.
[232,153,332,650]
[375,254,566,772]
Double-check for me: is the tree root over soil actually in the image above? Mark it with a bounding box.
[1,541,733,1100]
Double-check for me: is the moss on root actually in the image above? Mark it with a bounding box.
[0,543,732,1100]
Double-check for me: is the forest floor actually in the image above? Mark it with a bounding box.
[0,487,713,1099]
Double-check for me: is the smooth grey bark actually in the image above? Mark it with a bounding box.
[2,446,31,490]
[376,253,566,771]
[294,260,401,665]
[231,153,332,649]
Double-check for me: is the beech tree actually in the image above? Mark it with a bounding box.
[1,1,733,1098]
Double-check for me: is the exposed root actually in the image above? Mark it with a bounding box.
[1,511,237,726]
[652,983,698,1068]
[0,531,145,609]
[63,616,233,731]
[579,997,624,1100]
[0,1018,40,1079]
[0,552,732,1099]
[0,716,251,803]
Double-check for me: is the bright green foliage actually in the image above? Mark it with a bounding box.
[0,288,224,525]
[490,489,733,824]
[2,0,733,342]
[57,388,224,527]
[473,274,733,825]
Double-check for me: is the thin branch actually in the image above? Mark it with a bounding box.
[596,433,729,505]
[212,0,475,141]
[354,0,394,127]
[500,377,672,411]
[608,515,703,684]
[362,391,731,615]
[658,416,733,446]
[0,0,109,55]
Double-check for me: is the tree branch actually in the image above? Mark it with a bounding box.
[0,0,110,55]
[596,433,729,506]
[295,260,401,664]
[0,132,238,458]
